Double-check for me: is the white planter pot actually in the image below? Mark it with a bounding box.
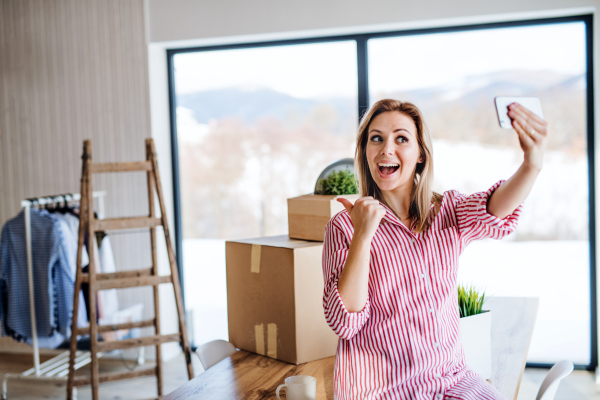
[459,310,492,380]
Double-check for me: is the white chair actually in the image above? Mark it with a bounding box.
[196,339,237,370]
[535,360,574,400]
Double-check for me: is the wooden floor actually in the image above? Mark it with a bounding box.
[0,351,202,400]
[0,352,598,399]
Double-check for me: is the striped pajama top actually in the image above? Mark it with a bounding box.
[322,180,522,399]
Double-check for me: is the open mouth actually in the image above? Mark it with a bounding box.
[378,163,400,176]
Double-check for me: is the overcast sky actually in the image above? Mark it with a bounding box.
[174,21,586,99]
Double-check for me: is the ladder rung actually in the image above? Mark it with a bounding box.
[91,161,152,173]
[78,318,156,335]
[95,217,162,231]
[81,268,153,283]
[95,275,171,290]
[97,333,181,352]
[73,366,158,387]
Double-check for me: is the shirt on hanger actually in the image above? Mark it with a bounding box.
[96,235,121,341]
[53,212,89,267]
[0,209,81,347]
[51,212,88,330]
[322,180,523,400]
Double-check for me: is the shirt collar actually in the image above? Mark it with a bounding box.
[379,202,413,230]
[379,200,436,232]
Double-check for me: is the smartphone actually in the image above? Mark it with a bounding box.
[494,96,543,129]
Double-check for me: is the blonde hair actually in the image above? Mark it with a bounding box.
[355,99,442,233]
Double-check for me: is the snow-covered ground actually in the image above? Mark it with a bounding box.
[182,239,228,348]
[458,239,590,364]
[183,237,591,365]
[433,139,589,241]
[180,138,592,365]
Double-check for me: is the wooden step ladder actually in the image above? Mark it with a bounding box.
[66,139,193,400]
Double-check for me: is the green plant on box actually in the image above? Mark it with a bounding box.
[317,169,358,196]
[458,283,487,318]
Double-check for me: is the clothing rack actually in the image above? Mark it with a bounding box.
[1,191,106,400]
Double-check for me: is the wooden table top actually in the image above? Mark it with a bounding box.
[163,296,538,400]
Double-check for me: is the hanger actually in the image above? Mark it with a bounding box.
[54,194,79,216]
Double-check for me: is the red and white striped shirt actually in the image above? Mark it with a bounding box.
[322,181,522,400]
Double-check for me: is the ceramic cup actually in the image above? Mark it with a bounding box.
[276,375,317,400]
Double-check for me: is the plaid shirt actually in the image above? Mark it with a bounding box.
[0,209,81,347]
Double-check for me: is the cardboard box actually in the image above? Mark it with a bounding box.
[287,194,359,241]
[226,235,338,364]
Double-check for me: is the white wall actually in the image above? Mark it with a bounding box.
[145,0,600,370]
[147,41,183,362]
[147,0,596,44]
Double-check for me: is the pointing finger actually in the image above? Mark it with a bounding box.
[337,197,354,213]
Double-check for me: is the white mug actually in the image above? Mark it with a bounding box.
[276,375,317,400]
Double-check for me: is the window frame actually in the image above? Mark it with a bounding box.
[166,14,596,371]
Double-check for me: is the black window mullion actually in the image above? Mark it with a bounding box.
[357,35,369,122]
[585,14,597,371]
[166,49,188,346]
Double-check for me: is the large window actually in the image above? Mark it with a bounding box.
[168,16,595,369]
[171,41,358,348]
[369,22,589,365]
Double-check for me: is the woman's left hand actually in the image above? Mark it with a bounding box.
[508,102,548,171]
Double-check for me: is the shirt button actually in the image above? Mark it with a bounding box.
[420,273,425,278]
[434,373,441,378]
[437,394,443,399]
[411,238,416,244]
[428,308,434,313]
[434,342,440,348]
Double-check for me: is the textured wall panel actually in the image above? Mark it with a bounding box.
[0,0,157,356]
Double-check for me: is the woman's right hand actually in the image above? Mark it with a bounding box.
[337,196,387,239]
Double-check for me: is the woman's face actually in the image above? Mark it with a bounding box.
[365,111,423,193]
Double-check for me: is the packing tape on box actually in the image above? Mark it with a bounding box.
[254,323,277,358]
[267,323,277,359]
[254,324,265,355]
[251,244,261,273]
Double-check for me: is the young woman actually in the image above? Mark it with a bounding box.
[322,99,547,399]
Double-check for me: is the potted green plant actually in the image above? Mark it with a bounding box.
[458,283,492,381]
[288,166,359,242]
[314,169,358,196]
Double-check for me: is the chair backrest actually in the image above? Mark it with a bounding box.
[196,339,237,370]
[535,360,574,400]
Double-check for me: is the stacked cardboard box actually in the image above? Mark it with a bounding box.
[287,194,359,241]
[226,235,339,364]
